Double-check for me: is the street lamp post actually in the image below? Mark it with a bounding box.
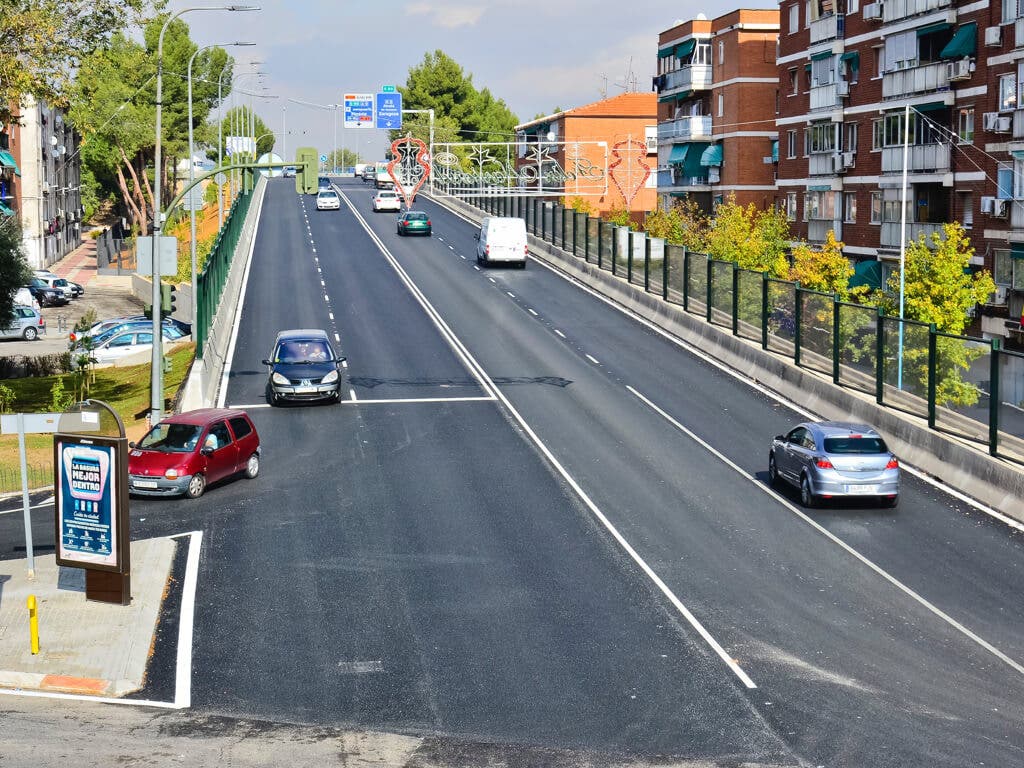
[151,4,259,426]
[189,41,253,341]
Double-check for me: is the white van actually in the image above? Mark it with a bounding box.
[474,217,527,268]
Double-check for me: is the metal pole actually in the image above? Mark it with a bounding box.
[17,414,34,578]
[429,108,435,195]
[217,67,226,227]
[898,102,910,391]
[333,105,338,173]
[282,105,287,163]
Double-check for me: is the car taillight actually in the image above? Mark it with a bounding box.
[68,332,75,341]
[39,316,45,326]
[886,458,899,469]
[485,245,490,254]
[426,220,431,226]
[815,458,834,469]
[524,245,529,254]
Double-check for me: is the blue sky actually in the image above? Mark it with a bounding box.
[169,0,776,162]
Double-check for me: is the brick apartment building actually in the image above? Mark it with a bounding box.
[776,0,1024,342]
[654,9,780,212]
[515,93,658,218]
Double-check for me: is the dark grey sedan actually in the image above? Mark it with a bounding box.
[768,421,900,508]
[262,328,346,405]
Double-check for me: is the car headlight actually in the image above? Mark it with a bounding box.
[164,468,182,480]
[272,372,290,386]
[320,369,339,384]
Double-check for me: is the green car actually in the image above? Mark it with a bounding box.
[396,210,432,236]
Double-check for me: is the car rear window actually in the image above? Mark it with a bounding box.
[406,213,428,220]
[823,436,888,454]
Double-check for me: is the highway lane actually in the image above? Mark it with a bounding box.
[335,179,1024,767]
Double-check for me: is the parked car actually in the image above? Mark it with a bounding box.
[768,421,900,508]
[128,408,260,498]
[87,329,162,364]
[372,190,401,212]
[0,305,46,341]
[316,189,340,211]
[84,315,191,339]
[262,328,345,405]
[73,320,184,350]
[24,277,68,307]
[36,270,83,298]
[34,274,75,301]
[13,287,40,311]
[396,210,431,236]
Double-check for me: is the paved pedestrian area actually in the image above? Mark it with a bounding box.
[0,537,176,697]
[49,234,99,286]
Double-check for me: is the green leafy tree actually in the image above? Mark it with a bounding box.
[567,197,595,215]
[0,217,33,327]
[789,231,864,300]
[704,194,790,276]
[328,148,360,170]
[643,199,708,251]
[0,383,15,414]
[0,0,153,123]
[218,106,274,160]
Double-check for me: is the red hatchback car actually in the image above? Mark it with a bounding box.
[128,408,260,498]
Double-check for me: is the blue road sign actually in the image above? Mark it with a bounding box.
[320,154,328,163]
[344,93,374,128]
[375,92,402,130]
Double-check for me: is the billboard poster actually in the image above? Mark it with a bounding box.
[54,435,126,571]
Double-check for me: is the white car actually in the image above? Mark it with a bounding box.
[14,287,40,311]
[89,329,155,364]
[35,273,75,300]
[316,190,340,211]
[372,190,401,212]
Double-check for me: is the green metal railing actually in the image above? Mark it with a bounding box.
[462,194,1024,463]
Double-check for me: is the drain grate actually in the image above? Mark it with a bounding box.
[336,660,384,674]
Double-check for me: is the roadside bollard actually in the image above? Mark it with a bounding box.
[27,595,39,655]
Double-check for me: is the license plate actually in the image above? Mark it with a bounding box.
[295,385,316,393]
[846,484,878,494]
[133,480,158,489]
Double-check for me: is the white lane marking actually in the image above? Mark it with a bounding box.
[0,496,55,516]
[507,292,516,298]
[0,688,178,709]
[585,354,600,365]
[448,245,454,251]
[554,329,566,339]
[335,333,342,344]
[328,312,334,321]
[339,190,752,688]
[349,389,357,401]
[626,385,1024,678]
[459,254,466,260]
[324,294,330,302]
[174,530,203,708]
[217,179,266,407]
[320,280,325,287]
[528,308,538,316]
[437,237,444,242]
[488,277,496,284]
[473,265,481,271]
[228,403,272,409]
[342,396,496,405]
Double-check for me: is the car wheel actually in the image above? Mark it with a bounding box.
[23,327,38,341]
[800,474,817,508]
[245,453,260,479]
[768,453,779,486]
[185,473,206,499]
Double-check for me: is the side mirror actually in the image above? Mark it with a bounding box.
[128,441,136,449]
[261,359,271,366]
[200,446,214,456]
[335,356,347,365]
[775,435,785,442]
[473,233,480,240]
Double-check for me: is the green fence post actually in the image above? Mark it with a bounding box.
[731,264,739,335]
[876,307,885,404]
[705,256,713,323]
[832,295,841,384]
[683,249,690,312]
[611,226,619,276]
[597,219,604,269]
[761,272,769,350]
[561,207,568,250]
[927,323,938,429]
[990,338,1001,456]
[644,236,651,292]
[586,217,592,263]
[662,242,670,300]
[794,285,803,368]
[627,231,634,283]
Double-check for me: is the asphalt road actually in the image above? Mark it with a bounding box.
[3,177,1023,766]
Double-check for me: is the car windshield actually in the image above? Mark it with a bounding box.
[823,436,888,454]
[275,339,331,363]
[138,423,203,453]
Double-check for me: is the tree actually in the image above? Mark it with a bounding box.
[643,199,708,251]
[0,217,33,326]
[328,148,360,170]
[704,195,790,276]
[218,106,274,160]
[788,230,865,300]
[0,0,152,123]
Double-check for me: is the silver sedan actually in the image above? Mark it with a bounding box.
[768,421,900,508]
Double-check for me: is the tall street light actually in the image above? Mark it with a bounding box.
[189,41,254,341]
[151,4,258,426]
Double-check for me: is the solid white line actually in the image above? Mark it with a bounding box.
[227,403,272,409]
[0,496,55,516]
[174,530,203,708]
[349,389,357,401]
[0,688,179,709]
[585,354,600,365]
[554,329,566,339]
[328,312,334,321]
[342,396,496,405]
[626,385,1024,677]
[507,292,516,298]
[528,308,538,316]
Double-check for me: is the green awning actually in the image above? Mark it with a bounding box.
[917,21,952,37]
[808,184,830,191]
[914,101,948,112]
[658,47,676,59]
[0,201,13,216]
[771,140,779,163]
[675,39,697,59]
[658,94,677,103]
[849,260,883,290]
[940,22,977,59]
[1013,150,1024,160]
[670,142,710,177]
[700,143,723,167]
[810,50,833,61]
[0,150,20,177]
[804,63,812,71]
[1012,242,1024,259]
[668,144,689,165]
[839,51,860,64]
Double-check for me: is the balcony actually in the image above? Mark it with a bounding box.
[1014,109,1024,139]
[1012,200,1024,230]
[882,0,951,23]
[657,115,713,142]
[663,64,712,94]
[810,13,844,45]
[657,168,709,188]
[809,152,838,176]
[882,62,950,99]
[881,143,951,174]
[1016,17,1024,49]
[808,219,837,243]
[810,81,847,111]
[880,221,945,247]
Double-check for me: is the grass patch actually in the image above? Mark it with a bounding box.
[0,344,196,494]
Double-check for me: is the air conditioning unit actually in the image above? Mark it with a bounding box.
[842,151,856,168]
[985,26,1002,47]
[863,2,883,21]
[836,79,850,97]
[980,196,995,214]
[41,181,50,194]
[993,198,1009,218]
[998,116,1013,133]
[990,285,1009,305]
[645,135,658,154]
[831,153,846,173]
[947,59,972,81]
[708,169,721,183]
[983,112,1002,131]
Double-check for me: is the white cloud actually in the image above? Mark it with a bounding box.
[405,2,487,28]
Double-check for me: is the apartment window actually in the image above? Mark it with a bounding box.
[718,93,724,117]
[787,129,797,158]
[844,122,858,153]
[811,56,836,87]
[848,55,859,84]
[803,129,810,157]
[805,0,811,27]
[789,3,799,34]
[884,30,917,71]
[994,249,1013,286]
[957,191,973,228]
[957,108,974,144]
[787,191,798,221]
[873,46,884,78]
[844,192,857,223]
[789,68,798,95]
[694,42,712,66]
[871,118,883,150]
[999,74,1017,112]
[718,41,725,65]
[806,190,836,220]
[808,122,837,153]
[870,192,882,223]
[998,164,1014,199]
[848,0,859,12]
[1003,0,1019,24]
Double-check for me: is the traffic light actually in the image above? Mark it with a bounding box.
[160,283,177,314]
[143,303,154,319]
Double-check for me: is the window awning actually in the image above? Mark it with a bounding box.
[839,51,860,64]
[1012,242,1024,259]
[658,47,676,59]
[771,140,779,163]
[810,50,833,61]
[914,101,948,112]
[940,22,977,60]
[917,21,952,37]
[700,143,723,167]
[675,39,697,59]
[669,142,711,177]
[668,144,689,165]
[849,260,883,290]
[804,63,812,71]
[0,150,20,177]
[0,201,13,216]
[808,184,831,191]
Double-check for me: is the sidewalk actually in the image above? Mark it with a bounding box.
[47,233,100,287]
[0,537,176,698]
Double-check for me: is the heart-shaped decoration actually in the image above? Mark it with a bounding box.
[607,138,651,208]
[387,136,431,208]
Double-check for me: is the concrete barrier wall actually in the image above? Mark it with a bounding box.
[433,193,1024,520]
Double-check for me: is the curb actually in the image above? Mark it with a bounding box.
[0,671,113,696]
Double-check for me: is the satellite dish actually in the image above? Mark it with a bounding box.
[50,135,58,146]
[58,145,66,155]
